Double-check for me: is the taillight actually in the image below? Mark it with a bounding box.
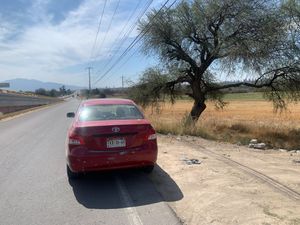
[144,126,157,141]
[148,133,157,140]
[69,137,83,145]
[68,127,85,145]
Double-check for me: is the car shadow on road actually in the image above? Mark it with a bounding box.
[68,165,183,209]
[148,164,184,202]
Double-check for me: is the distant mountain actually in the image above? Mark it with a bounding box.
[2,78,84,91]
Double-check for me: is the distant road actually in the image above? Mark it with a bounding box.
[0,99,180,225]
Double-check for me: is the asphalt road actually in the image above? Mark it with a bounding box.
[0,99,181,225]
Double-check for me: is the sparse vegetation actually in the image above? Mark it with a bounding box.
[35,85,73,97]
[223,92,264,101]
[80,88,124,99]
[153,112,215,140]
[144,94,300,150]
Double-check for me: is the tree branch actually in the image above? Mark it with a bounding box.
[207,65,300,92]
[166,40,199,69]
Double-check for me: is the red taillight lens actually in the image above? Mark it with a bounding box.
[143,126,157,141]
[68,128,85,145]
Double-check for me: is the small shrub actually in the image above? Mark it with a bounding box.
[230,123,250,133]
[213,124,228,133]
[288,129,300,139]
[193,127,215,140]
[264,131,288,140]
[180,112,194,127]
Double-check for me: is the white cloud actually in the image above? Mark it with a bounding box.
[0,0,151,86]
[28,0,53,23]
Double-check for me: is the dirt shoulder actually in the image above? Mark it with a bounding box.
[150,135,300,225]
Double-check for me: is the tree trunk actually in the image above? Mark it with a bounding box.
[190,99,206,122]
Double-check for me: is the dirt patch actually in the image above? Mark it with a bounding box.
[150,134,300,225]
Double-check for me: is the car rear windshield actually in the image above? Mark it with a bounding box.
[79,104,144,121]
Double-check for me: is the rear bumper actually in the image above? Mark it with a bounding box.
[67,143,157,173]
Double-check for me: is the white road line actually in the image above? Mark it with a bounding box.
[115,176,143,225]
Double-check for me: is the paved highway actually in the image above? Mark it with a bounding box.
[0,99,181,225]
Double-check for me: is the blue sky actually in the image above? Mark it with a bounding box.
[0,0,166,88]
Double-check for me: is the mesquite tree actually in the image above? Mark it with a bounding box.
[133,0,300,122]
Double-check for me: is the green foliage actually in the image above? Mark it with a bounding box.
[223,92,264,101]
[134,0,300,121]
[35,88,47,96]
[140,0,284,71]
[128,67,173,108]
[102,88,114,95]
[35,86,72,97]
[82,88,117,98]
[59,85,67,95]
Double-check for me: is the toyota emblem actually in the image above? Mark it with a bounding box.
[112,127,120,133]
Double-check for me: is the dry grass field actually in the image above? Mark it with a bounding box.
[143,94,300,150]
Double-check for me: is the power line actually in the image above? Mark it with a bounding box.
[95,0,121,57]
[100,44,142,84]
[94,0,151,75]
[94,0,177,85]
[116,44,142,72]
[94,0,143,71]
[88,0,108,63]
[93,0,156,85]
[93,0,178,86]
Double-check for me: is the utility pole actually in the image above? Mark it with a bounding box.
[121,75,124,89]
[86,67,92,98]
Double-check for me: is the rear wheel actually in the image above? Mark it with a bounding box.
[67,165,80,179]
[142,165,154,174]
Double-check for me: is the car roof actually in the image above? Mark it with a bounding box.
[81,98,135,106]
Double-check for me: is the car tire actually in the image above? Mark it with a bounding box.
[142,165,154,174]
[67,165,80,179]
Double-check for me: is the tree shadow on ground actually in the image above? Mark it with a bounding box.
[68,165,183,209]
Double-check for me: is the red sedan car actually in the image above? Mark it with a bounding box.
[66,98,157,178]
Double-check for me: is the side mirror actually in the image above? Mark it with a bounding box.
[66,112,75,118]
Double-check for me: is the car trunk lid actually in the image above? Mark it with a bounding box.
[74,119,154,150]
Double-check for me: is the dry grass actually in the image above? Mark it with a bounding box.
[143,99,300,150]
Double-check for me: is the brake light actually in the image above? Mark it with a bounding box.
[68,127,85,145]
[144,126,157,141]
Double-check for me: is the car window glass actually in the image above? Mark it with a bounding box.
[79,104,144,121]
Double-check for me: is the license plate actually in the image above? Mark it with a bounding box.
[107,138,126,148]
